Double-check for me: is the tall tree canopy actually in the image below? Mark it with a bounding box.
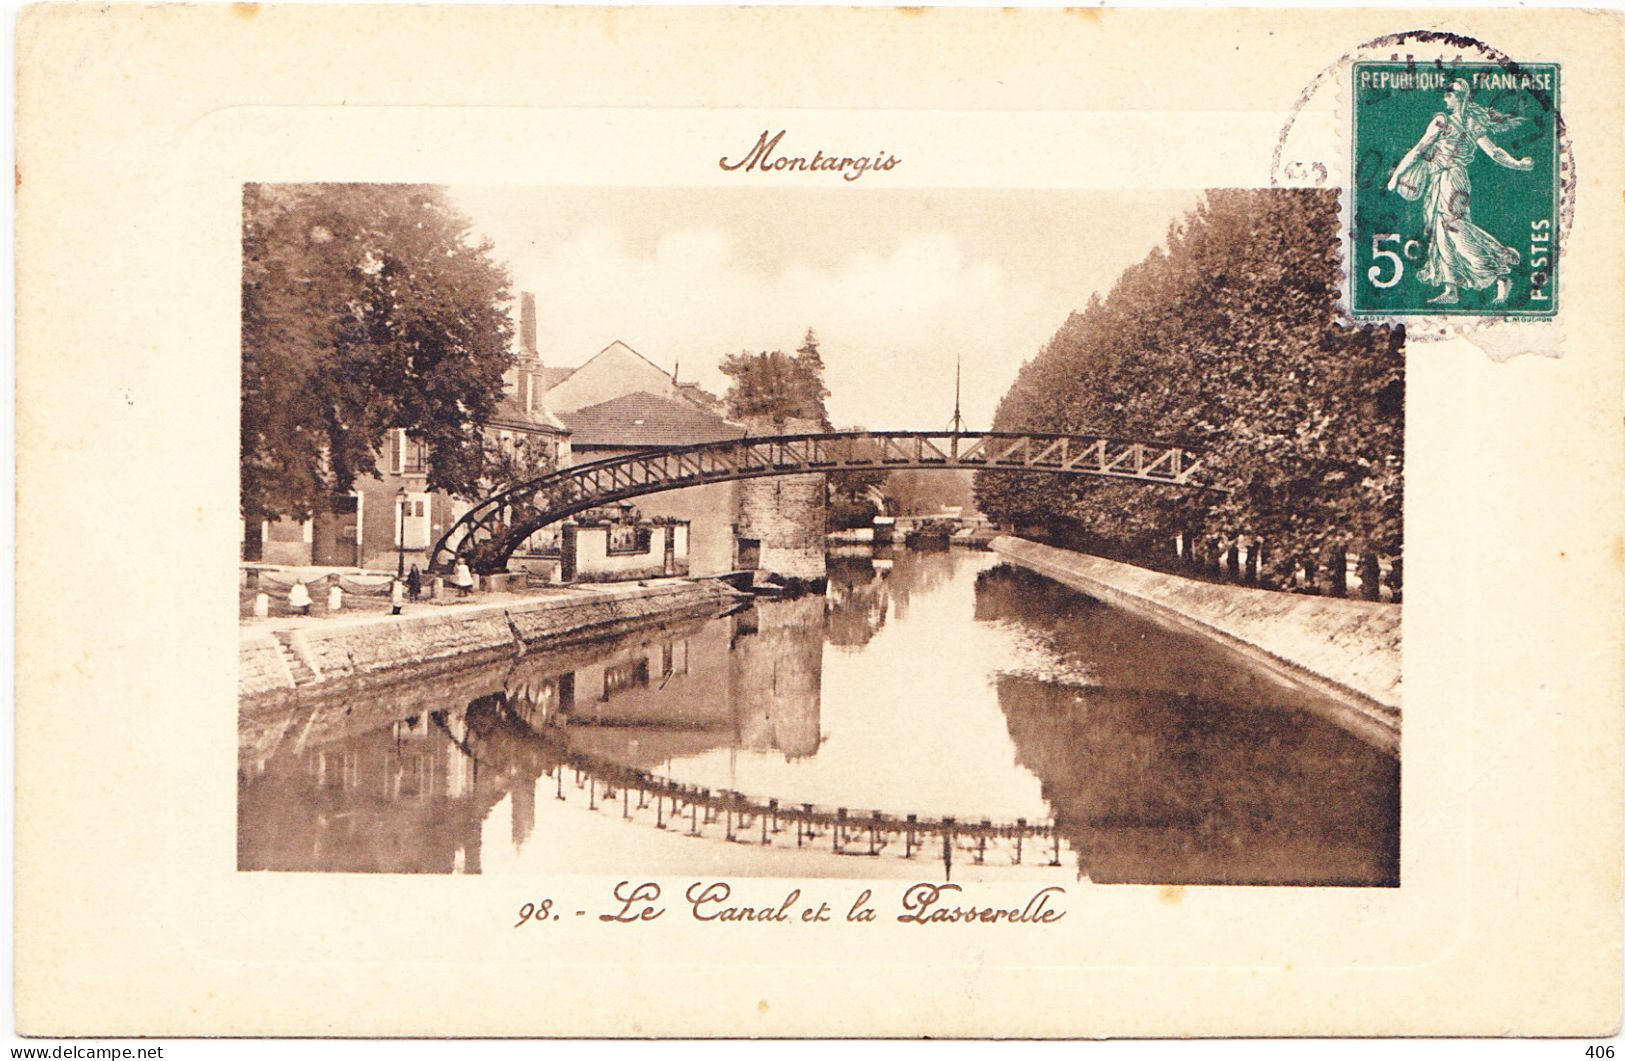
[720,328,832,426]
[975,189,1404,579]
[241,183,514,522]
[721,329,890,528]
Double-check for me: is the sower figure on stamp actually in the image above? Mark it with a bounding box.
[1386,78,1534,305]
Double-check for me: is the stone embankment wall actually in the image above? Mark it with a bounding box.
[240,579,744,727]
[992,536,1401,755]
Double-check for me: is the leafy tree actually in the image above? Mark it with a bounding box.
[886,468,974,515]
[459,437,566,573]
[792,327,832,422]
[241,183,515,524]
[480,434,559,492]
[720,327,832,426]
[722,329,891,529]
[825,422,890,530]
[975,189,1403,583]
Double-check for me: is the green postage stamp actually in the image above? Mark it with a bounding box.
[1350,61,1560,318]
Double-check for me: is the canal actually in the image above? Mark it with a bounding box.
[238,549,1399,885]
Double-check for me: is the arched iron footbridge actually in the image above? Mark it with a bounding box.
[432,429,1210,573]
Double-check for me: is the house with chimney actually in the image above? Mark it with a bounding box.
[246,293,823,586]
[246,292,571,570]
[353,292,571,572]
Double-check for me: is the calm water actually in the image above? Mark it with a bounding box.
[238,549,1399,884]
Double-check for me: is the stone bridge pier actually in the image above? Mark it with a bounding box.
[735,416,827,589]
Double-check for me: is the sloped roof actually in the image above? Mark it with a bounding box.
[542,340,668,388]
[673,381,728,415]
[560,391,744,448]
[594,339,665,372]
[535,366,576,391]
[488,395,570,434]
[533,341,728,416]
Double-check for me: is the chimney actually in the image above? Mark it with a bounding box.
[520,292,538,358]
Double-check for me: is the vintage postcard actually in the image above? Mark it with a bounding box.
[13,4,1624,1041]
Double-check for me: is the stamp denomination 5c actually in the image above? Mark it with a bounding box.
[1351,61,1560,318]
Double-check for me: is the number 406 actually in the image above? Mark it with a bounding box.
[1584,1046,1614,1058]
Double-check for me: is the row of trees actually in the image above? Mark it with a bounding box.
[241,184,517,527]
[974,189,1404,588]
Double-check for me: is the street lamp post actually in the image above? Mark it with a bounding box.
[396,486,408,579]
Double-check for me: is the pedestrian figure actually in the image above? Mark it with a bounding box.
[454,560,474,598]
[390,578,405,616]
[287,581,311,616]
[328,584,344,612]
[407,564,422,601]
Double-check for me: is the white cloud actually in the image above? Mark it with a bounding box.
[453,186,1202,431]
[523,226,1065,430]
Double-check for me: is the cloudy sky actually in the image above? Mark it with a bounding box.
[450,186,1202,430]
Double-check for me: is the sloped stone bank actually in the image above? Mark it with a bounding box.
[240,634,295,699]
[239,580,746,752]
[991,537,1401,756]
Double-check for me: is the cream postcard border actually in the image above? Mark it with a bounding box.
[15,5,1624,1037]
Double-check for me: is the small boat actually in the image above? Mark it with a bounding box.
[904,525,951,550]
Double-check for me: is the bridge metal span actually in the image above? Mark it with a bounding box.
[431,430,1209,573]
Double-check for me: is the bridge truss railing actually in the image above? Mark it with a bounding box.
[433,430,1208,573]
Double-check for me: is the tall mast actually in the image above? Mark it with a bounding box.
[949,354,964,434]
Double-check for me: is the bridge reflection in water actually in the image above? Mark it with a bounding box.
[238,550,1397,885]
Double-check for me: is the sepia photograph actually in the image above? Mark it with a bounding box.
[16,4,1622,1041]
[237,183,1402,886]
